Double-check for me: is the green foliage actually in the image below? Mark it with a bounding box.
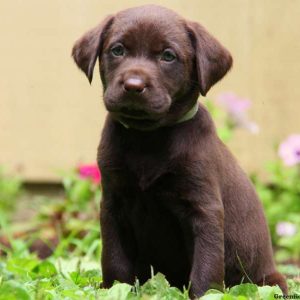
[252,161,300,262]
[202,283,283,300]
[34,173,101,259]
[205,100,235,143]
[0,169,299,299]
[0,172,102,261]
[1,254,298,300]
[0,168,22,216]
[207,99,300,262]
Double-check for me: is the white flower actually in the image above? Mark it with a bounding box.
[276,222,297,237]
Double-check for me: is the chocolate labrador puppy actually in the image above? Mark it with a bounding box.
[72,5,287,297]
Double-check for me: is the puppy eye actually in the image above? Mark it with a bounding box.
[161,49,176,62]
[111,43,125,57]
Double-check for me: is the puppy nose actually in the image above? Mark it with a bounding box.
[123,77,145,93]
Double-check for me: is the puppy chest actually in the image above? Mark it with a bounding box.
[121,190,189,265]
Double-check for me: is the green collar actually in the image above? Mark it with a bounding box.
[174,101,199,125]
[119,101,199,130]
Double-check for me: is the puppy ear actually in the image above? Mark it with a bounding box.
[72,16,114,83]
[186,21,233,96]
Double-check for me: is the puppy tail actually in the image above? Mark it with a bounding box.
[257,272,288,295]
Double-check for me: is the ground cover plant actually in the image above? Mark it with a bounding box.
[0,93,300,299]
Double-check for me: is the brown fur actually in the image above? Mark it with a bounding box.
[72,5,287,297]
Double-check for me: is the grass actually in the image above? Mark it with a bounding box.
[1,250,299,300]
[1,251,299,299]
[0,170,300,299]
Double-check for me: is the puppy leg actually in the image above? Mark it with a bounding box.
[257,272,288,295]
[187,201,225,297]
[100,198,135,288]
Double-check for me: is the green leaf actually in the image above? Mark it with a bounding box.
[200,293,224,300]
[69,180,93,204]
[0,280,30,300]
[6,257,39,278]
[229,283,258,297]
[141,273,170,295]
[217,127,233,143]
[32,260,57,278]
[257,285,282,300]
[105,283,133,300]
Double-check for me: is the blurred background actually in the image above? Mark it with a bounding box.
[1,0,300,182]
[0,1,300,298]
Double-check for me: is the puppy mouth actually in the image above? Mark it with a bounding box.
[104,93,172,129]
[112,108,163,130]
[118,107,152,120]
[119,116,160,129]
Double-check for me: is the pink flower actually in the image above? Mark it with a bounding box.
[276,222,297,237]
[216,92,259,134]
[216,92,251,115]
[78,164,101,184]
[278,134,300,166]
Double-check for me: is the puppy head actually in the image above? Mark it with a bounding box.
[72,5,232,130]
